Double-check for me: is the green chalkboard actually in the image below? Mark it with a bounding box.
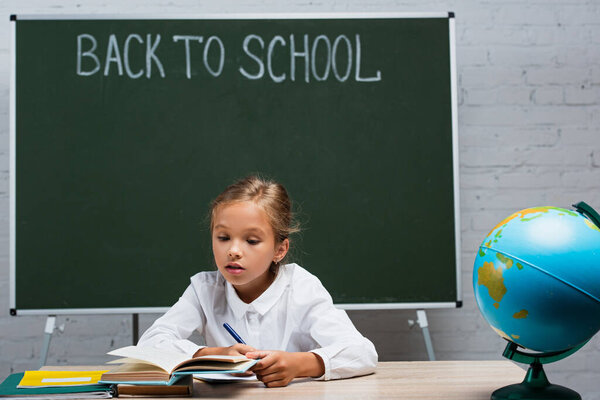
[11,14,459,314]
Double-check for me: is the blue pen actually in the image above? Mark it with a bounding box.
[223,322,246,345]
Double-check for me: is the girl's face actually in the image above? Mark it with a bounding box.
[212,201,289,303]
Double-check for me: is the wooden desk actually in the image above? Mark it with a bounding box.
[44,361,525,399]
[191,361,524,399]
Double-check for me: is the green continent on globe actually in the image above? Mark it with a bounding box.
[477,261,506,302]
[513,309,528,319]
[496,253,513,269]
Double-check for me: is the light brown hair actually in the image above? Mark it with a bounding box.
[210,175,300,264]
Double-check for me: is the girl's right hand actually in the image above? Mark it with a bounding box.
[224,343,257,356]
[194,344,256,357]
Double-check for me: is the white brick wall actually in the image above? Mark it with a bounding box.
[0,1,599,399]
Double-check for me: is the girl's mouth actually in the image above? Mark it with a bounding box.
[225,263,245,275]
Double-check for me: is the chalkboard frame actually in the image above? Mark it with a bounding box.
[9,13,461,315]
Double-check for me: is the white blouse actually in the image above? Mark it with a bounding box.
[138,263,378,380]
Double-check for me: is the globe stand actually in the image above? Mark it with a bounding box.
[491,341,585,400]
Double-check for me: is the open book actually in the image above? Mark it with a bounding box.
[100,345,257,386]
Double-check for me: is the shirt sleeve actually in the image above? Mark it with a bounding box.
[137,283,206,357]
[297,275,378,381]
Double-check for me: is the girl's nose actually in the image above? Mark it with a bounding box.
[228,245,242,259]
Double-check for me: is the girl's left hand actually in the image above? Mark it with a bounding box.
[246,350,324,388]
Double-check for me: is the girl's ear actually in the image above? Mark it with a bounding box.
[274,238,290,262]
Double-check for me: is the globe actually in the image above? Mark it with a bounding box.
[473,202,600,400]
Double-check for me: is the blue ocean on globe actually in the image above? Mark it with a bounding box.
[473,206,600,352]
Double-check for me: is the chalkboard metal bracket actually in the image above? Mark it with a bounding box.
[408,310,436,361]
[39,315,56,368]
[10,14,17,21]
[448,12,455,18]
[456,300,463,308]
[39,315,66,368]
[10,308,17,316]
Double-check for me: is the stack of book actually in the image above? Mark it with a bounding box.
[0,370,114,399]
[0,346,257,398]
[99,345,258,396]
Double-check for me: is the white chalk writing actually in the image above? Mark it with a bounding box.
[76,33,381,83]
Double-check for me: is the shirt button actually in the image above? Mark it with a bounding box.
[247,313,258,327]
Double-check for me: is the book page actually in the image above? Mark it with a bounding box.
[175,355,253,371]
[107,363,165,373]
[107,346,189,373]
[193,355,251,363]
[177,359,257,372]
[194,373,258,382]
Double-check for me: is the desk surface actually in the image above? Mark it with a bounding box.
[44,360,525,399]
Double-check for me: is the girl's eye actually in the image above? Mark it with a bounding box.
[247,239,260,245]
[217,236,229,241]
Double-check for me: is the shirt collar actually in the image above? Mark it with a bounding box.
[225,264,291,320]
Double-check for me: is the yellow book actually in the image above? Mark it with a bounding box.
[18,370,109,388]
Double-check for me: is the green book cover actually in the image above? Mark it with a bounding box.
[0,373,113,396]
